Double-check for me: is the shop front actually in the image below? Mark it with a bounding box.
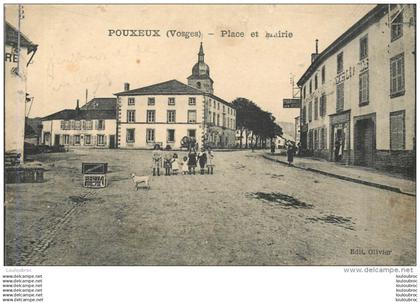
[329,110,351,164]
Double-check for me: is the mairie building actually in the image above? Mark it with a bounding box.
[297,4,415,175]
[115,43,236,149]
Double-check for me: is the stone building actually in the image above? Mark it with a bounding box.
[115,43,236,149]
[297,4,415,174]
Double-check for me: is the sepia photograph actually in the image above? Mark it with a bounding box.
[3,3,416,269]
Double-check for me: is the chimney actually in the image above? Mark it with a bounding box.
[76,99,80,113]
[124,82,130,91]
[311,39,319,63]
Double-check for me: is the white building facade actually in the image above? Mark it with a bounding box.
[41,100,117,148]
[115,44,236,149]
[5,21,37,162]
[297,4,415,174]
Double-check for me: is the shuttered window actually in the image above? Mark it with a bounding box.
[314,98,319,120]
[336,83,344,112]
[359,71,369,105]
[320,93,327,117]
[308,101,312,122]
[390,111,405,150]
[390,53,405,97]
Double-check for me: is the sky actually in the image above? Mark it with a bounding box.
[5,4,375,123]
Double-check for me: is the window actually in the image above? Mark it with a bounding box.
[321,66,325,84]
[197,82,201,89]
[390,110,405,150]
[97,134,105,146]
[336,82,344,112]
[320,93,327,117]
[126,129,135,143]
[147,110,155,123]
[309,79,312,94]
[314,74,318,90]
[314,98,319,120]
[303,86,306,99]
[337,52,343,74]
[63,135,70,145]
[146,129,155,143]
[148,97,155,106]
[359,71,369,105]
[127,110,136,123]
[308,101,312,122]
[60,120,65,130]
[167,110,176,123]
[217,114,220,126]
[85,120,92,130]
[188,110,197,123]
[390,53,405,97]
[302,106,306,124]
[167,129,175,143]
[217,103,220,110]
[320,128,326,149]
[213,112,216,124]
[84,135,91,145]
[97,120,105,130]
[360,35,368,60]
[208,110,212,122]
[168,97,175,105]
[391,12,403,41]
[189,97,196,105]
[74,135,81,145]
[128,97,135,105]
[74,120,81,130]
[223,105,226,113]
[70,120,75,129]
[188,129,196,138]
[314,129,319,150]
[213,100,216,108]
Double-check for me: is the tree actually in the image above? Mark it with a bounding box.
[232,97,282,149]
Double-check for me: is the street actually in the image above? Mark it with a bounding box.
[5,149,416,266]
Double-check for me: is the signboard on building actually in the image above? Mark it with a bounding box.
[82,163,108,188]
[283,98,301,108]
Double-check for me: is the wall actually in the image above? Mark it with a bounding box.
[118,94,204,149]
[5,44,30,159]
[41,119,116,148]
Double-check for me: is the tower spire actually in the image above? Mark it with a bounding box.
[198,42,204,62]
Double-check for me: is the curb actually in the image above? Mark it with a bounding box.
[262,155,415,197]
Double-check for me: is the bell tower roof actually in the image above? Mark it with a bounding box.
[188,43,214,93]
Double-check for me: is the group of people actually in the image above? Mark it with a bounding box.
[152,145,215,176]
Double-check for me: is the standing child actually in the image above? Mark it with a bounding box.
[171,153,179,175]
[197,148,207,175]
[163,150,173,176]
[152,144,162,176]
[181,156,189,175]
[187,149,197,175]
[207,148,215,174]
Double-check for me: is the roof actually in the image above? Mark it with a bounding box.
[5,21,38,53]
[81,97,117,110]
[297,4,387,86]
[42,109,116,121]
[207,93,235,109]
[115,79,204,96]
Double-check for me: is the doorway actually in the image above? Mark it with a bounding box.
[54,134,60,146]
[354,118,375,166]
[109,135,115,149]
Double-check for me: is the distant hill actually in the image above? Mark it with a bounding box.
[277,121,295,138]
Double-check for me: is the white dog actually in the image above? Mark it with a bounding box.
[130,173,150,190]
